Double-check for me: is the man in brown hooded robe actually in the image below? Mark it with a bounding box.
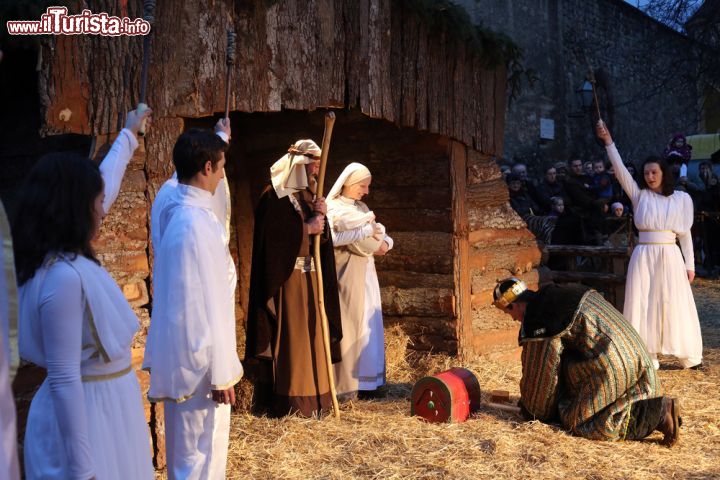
[245,139,342,417]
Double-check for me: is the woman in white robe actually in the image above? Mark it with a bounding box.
[327,163,393,398]
[597,121,703,369]
[13,150,154,478]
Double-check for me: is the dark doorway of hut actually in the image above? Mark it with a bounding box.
[184,109,456,358]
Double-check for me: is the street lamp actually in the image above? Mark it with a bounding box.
[569,80,596,119]
[578,80,594,111]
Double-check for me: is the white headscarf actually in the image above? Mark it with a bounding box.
[270,139,321,198]
[327,163,376,233]
[327,162,372,201]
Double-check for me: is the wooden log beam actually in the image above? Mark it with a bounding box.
[380,286,455,317]
[470,243,541,274]
[377,271,453,289]
[373,209,452,233]
[550,271,626,283]
[450,140,472,360]
[466,178,509,209]
[543,245,629,257]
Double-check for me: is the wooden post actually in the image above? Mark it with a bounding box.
[313,112,340,418]
[450,140,471,360]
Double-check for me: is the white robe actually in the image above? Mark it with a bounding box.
[151,173,231,249]
[150,130,231,250]
[144,184,241,480]
[19,255,153,479]
[0,201,19,480]
[99,128,139,214]
[327,196,393,394]
[16,127,149,480]
[606,143,703,367]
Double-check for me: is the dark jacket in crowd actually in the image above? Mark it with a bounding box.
[509,188,541,218]
[535,179,567,212]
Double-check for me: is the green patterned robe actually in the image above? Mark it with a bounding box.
[519,287,661,440]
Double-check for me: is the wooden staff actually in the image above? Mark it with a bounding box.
[313,111,339,418]
[137,0,156,136]
[224,29,236,119]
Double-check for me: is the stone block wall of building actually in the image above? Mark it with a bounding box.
[455,0,701,171]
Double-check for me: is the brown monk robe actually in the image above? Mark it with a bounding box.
[245,140,342,418]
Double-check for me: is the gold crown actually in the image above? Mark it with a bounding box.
[493,278,528,308]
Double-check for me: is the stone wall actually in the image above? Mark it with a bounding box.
[455,0,701,172]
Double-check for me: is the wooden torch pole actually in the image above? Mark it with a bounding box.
[313,111,339,418]
[137,0,156,136]
[587,62,602,123]
[224,28,236,120]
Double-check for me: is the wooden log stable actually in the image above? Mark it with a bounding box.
[7,0,546,467]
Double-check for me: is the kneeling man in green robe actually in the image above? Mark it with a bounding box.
[494,278,681,446]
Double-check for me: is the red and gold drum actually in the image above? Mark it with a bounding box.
[410,367,481,423]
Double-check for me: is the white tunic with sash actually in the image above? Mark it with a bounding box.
[144,184,242,480]
[19,255,153,479]
[606,143,703,367]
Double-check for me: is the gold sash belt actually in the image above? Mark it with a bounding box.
[638,230,676,245]
[82,365,132,383]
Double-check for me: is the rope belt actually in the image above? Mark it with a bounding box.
[82,365,132,383]
[638,230,676,245]
[294,256,315,273]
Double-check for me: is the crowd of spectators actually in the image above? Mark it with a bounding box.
[501,146,720,274]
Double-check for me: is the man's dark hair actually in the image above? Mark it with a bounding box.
[638,155,675,197]
[173,128,229,182]
[12,153,104,285]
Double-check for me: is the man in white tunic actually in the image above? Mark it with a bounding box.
[144,126,242,479]
[150,119,232,249]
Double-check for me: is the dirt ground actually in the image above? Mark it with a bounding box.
[162,279,720,479]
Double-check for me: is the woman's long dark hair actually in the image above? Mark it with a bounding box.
[638,156,675,197]
[12,153,104,285]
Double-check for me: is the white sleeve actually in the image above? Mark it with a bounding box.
[211,178,230,239]
[39,265,94,479]
[677,194,695,271]
[605,143,641,205]
[215,131,229,144]
[677,231,695,271]
[212,131,231,238]
[100,128,139,214]
[331,224,374,246]
[383,234,394,250]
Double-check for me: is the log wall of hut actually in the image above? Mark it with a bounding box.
[35,0,540,358]
[187,109,457,354]
[11,0,543,466]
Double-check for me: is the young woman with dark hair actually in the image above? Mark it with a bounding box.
[636,156,676,197]
[13,154,104,283]
[13,114,154,479]
[597,121,703,371]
